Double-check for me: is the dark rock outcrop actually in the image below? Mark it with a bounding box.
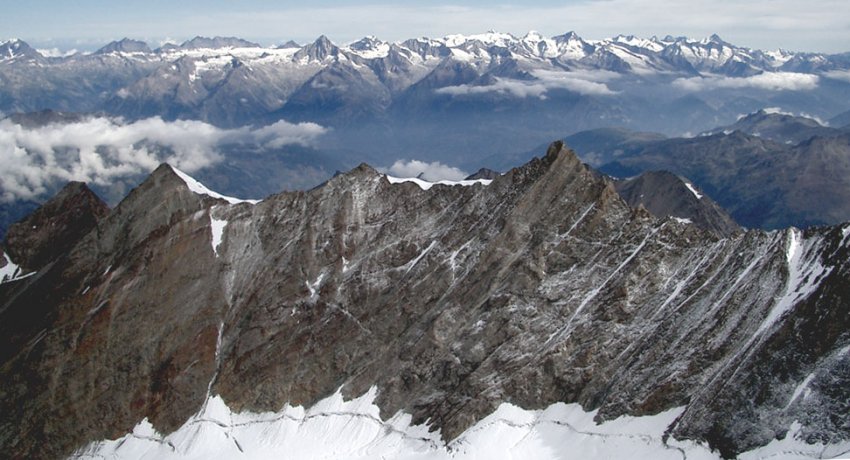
[465,167,501,180]
[3,181,109,272]
[615,170,741,237]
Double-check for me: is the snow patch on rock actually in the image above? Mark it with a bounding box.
[755,229,831,338]
[0,252,23,283]
[684,181,703,200]
[171,165,260,205]
[210,212,227,257]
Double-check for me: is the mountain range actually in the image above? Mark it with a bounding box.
[1,142,849,459]
[2,32,849,167]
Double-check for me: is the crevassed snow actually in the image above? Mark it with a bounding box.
[385,175,492,190]
[684,182,703,200]
[74,387,848,460]
[209,213,227,257]
[171,166,260,205]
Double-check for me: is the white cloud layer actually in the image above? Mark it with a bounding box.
[673,72,819,91]
[0,117,327,202]
[381,159,468,182]
[822,70,850,83]
[436,69,618,99]
[36,47,78,58]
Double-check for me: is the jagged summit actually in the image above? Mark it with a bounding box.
[294,35,340,62]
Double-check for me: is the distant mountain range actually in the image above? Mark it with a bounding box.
[2,32,849,166]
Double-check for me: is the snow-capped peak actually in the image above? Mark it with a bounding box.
[522,30,545,41]
[0,38,42,61]
[443,31,516,48]
[612,34,664,53]
[517,30,559,58]
[346,36,390,59]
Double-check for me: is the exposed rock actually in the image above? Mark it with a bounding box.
[598,131,850,229]
[0,144,848,459]
[615,170,741,237]
[465,167,501,180]
[705,109,840,145]
[94,39,152,55]
[3,181,109,272]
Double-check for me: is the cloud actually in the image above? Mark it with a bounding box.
[436,69,618,99]
[0,116,327,202]
[380,159,467,182]
[436,79,548,98]
[673,72,819,91]
[531,69,620,95]
[822,70,850,83]
[36,47,78,58]
[244,120,328,149]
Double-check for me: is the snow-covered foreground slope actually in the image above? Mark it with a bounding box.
[74,388,850,460]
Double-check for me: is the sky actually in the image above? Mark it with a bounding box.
[2,0,850,53]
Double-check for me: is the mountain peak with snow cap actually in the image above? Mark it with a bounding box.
[0,38,43,62]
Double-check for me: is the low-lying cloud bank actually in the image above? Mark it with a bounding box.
[673,72,819,91]
[436,69,618,99]
[0,116,327,202]
[381,159,468,182]
[822,70,850,83]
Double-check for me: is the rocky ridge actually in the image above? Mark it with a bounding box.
[614,170,741,237]
[2,181,109,272]
[0,143,848,459]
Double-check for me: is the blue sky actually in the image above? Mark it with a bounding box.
[4,0,850,53]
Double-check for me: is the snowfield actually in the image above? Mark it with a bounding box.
[73,388,850,460]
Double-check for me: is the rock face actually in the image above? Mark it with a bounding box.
[465,167,501,180]
[1,143,849,459]
[615,170,741,237]
[2,181,109,272]
[705,109,840,145]
[598,131,850,229]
